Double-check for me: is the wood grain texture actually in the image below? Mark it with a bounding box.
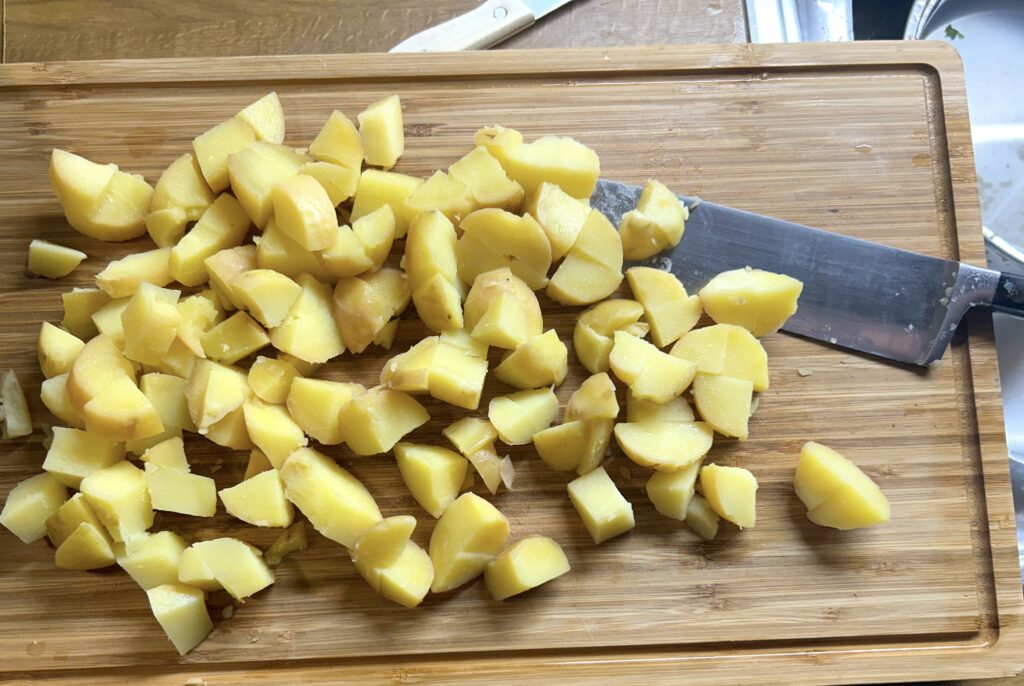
[2,0,747,62]
[0,42,1020,685]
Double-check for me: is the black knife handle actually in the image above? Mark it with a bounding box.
[993,272,1024,314]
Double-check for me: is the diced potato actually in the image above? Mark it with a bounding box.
[626,393,695,424]
[502,135,600,199]
[357,95,404,169]
[474,125,523,166]
[83,375,164,442]
[177,546,221,591]
[271,174,336,251]
[565,373,619,422]
[55,522,117,570]
[90,297,130,347]
[646,462,700,520]
[448,146,523,212]
[457,209,552,290]
[122,283,182,366]
[28,240,86,279]
[80,461,154,542]
[488,387,558,445]
[405,171,475,223]
[337,389,430,456]
[573,299,646,374]
[278,352,321,377]
[120,531,188,590]
[203,405,252,450]
[405,210,463,332]
[619,181,688,260]
[350,169,423,238]
[38,322,85,379]
[170,194,251,287]
[794,441,890,530]
[332,268,410,353]
[320,225,373,279]
[381,337,437,393]
[140,373,195,432]
[62,287,110,339]
[200,311,270,365]
[609,331,697,403]
[125,426,183,457]
[46,495,101,549]
[67,334,135,415]
[244,449,273,480]
[192,116,257,192]
[145,207,190,248]
[463,268,543,349]
[185,359,251,431]
[626,267,702,347]
[247,356,299,404]
[96,247,173,298]
[351,515,413,585]
[670,324,770,392]
[299,161,359,206]
[485,535,570,601]
[280,447,382,547]
[40,373,84,428]
[443,417,498,457]
[228,141,305,228]
[523,182,590,261]
[309,110,364,170]
[534,419,613,474]
[691,373,753,440]
[613,421,713,471]
[272,273,346,364]
[700,464,757,529]
[264,520,308,566]
[174,294,222,358]
[145,465,217,517]
[42,426,125,488]
[429,492,510,593]
[427,333,489,410]
[256,221,335,283]
[395,443,469,518]
[242,402,307,468]
[149,153,215,238]
[0,472,68,543]
[686,493,720,541]
[219,469,294,527]
[567,466,634,544]
[48,148,117,223]
[547,209,623,306]
[204,245,258,312]
[353,518,433,608]
[286,377,364,445]
[140,436,190,471]
[464,443,511,495]
[320,205,396,278]
[699,268,803,337]
[49,149,152,242]
[192,538,275,601]
[494,329,568,389]
[237,92,286,144]
[147,584,213,656]
[374,319,399,349]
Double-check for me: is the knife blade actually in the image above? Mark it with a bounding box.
[390,0,575,53]
[590,179,1023,366]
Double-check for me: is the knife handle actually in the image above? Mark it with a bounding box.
[390,0,535,52]
[993,272,1024,314]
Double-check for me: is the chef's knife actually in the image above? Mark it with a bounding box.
[390,0,575,52]
[590,179,1024,366]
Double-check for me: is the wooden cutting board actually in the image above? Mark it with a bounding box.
[0,42,1021,685]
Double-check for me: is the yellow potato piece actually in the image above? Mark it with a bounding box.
[609,331,697,403]
[427,334,489,410]
[626,267,702,347]
[62,287,110,340]
[89,297,129,348]
[405,170,475,223]
[38,322,85,379]
[337,389,430,456]
[457,209,552,291]
[448,146,523,212]
[309,109,364,171]
[573,299,645,374]
[350,169,423,238]
[145,207,190,248]
[646,461,700,520]
[244,449,274,481]
[80,461,154,542]
[271,174,337,251]
[230,269,302,328]
[351,515,415,586]
[40,373,85,429]
[203,405,253,450]
[429,492,510,593]
[488,387,559,445]
[0,472,68,544]
[177,546,221,592]
[534,419,613,475]
[485,535,570,601]
[145,464,217,517]
[463,267,544,349]
[271,273,346,364]
[147,584,213,656]
[299,161,359,206]
[523,181,590,261]
[175,293,221,357]
[149,152,215,224]
[96,247,173,298]
[699,267,803,337]
[42,426,125,489]
[692,373,754,440]
[237,92,286,144]
[67,334,135,415]
[247,355,299,404]
[192,116,257,192]
[170,193,252,287]
[192,537,275,601]
[381,337,437,393]
[242,402,307,468]
[567,466,634,544]
[139,373,194,432]
[286,377,365,445]
[83,375,164,443]
[28,240,86,279]
[547,209,623,306]
[502,135,600,199]
[185,359,251,431]
[200,311,269,365]
[119,531,188,589]
[406,210,464,332]
[474,125,523,166]
[228,141,306,228]
[55,521,117,571]
[395,443,469,519]
[357,94,404,170]
[264,520,309,567]
[613,421,713,471]
[332,267,410,354]
[686,493,720,540]
[493,329,569,389]
[564,372,619,422]
[205,245,258,311]
[48,149,117,221]
[670,323,770,392]
[619,180,688,260]
[122,283,182,367]
[443,417,498,457]
[626,392,695,424]
[700,463,758,529]
[795,441,890,530]
[140,436,190,471]
[219,469,295,527]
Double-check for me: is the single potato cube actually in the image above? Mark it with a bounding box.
[333,268,411,353]
[219,469,294,527]
[646,462,701,520]
[626,267,702,347]
[62,287,110,339]
[145,207,190,248]
[321,225,373,278]
[146,465,217,517]
[40,373,85,429]
[357,94,404,169]
[609,331,697,403]
[395,443,469,518]
[429,492,510,593]
[337,389,430,456]
[405,210,462,332]
[119,531,188,589]
[286,377,365,445]
[45,493,104,544]
[350,169,423,238]
[686,493,720,541]
[178,546,221,591]
[90,297,129,348]
[125,426,183,457]
[443,417,498,457]
[448,146,523,212]
[381,337,437,393]
[248,356,299,404]
[38,322,85,379]
[485,535,571,601]
[502,135,600,199]
[619,181,689,260]
[140,373,194,432]
[700,463,758,529]
[55,522,117,570]
[626,393,695,424]
[795,441,890,530]
[405,170,475,223]
[192,116,257,192]
[236,92,286,144]
[228,141,305,228]
[149,153,215,228]
[488,387,558,445]
[299,161,359,206]
[122,283,182,366]
[170,194,251,287]
[320,205,396,278]
[567,466,634,544]
[28,240,87,279]
[200,311,270,365]
[203,405,253,450]
[50,149,152,242]
[464,444,512,495]
[264,520,309,566]
[474,125,523,166]
[670,323,770,392]
[83,375,164,442]
[493,330,569,389]
[96,247,173,298]
[272,273,346,364]
[0,473,68,543]
[463,267,544,349]
[523,181,591,261]
[244,449,274,480]
[80,461,154,542]
[573,299,646,374]
[565,373,619,422]
[48,149,117,224]
[534,419,613,474]
[413,274,465,334]
[140,436,190,471]
[427,333,488,410]
[309,110,364,170]
[174,294,221,357]
[242,402,308,468]
[613,421,713,471]
[278,352,322,377]
[379,542,434,608]
[691,373,754,440]
[353,519,434,609]
[186,359,251,431]
[192,538,275,601]
[204,245,258,311]
[280,447,382,547]
[699,268,803,337]
[271,174,337,251]
[457,209,552,291]
[147,584,214,655]
[256,221,334,283]
[67,334,135,415]
[42,426,125,488]
[547,209,623,306]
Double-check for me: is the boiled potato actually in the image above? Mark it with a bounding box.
[148,152,216,246]
[170,194,251,287]
[0,473,68,544]
[686,493,720,540]
[429,492,510,593]
[48,149,117,226]
[463,268,543,349]
[564,372,619,422]
[337,388,430,456]
[140,374,194,432]
[567,466,634,544]
[609,331,697,403]
[395,443,468,518]
[309,110,363,170]
[357,94,404,169]
[244,449,274,480]
[488,387,558,445]
[145,208,189,248]
[228,141,306,228]
[271,174,337,251]
[191,537,275,600]
[427,332,489,410]
[448,146,523,211]
[236,92,286,144]
[353,518,434,608]
[381,337,437,393]
[193,117,257,192]
[247,356,299,404]
[145,464,216,517]
[47,494,114,564]
[534,419,612,474]
[493,329,569,389]
[90,297,129,348]
[691,373,753,440]
[299,161,359,206]
[699,267,803,337]
[626,267,702,347]
[626,393,694,424]
[122,283,182,367]
[80,461,154,542]
[320,205,396,278]
[573,299,645,374]
[219,469,294,527]
[670,323,770,392]
[619,180,688,260]
[474,125,523,166]
[405,171,475,223]
[405,210,463,332]
[547,209,623,306]
[613,421,713,471]
[119,531,188,590]
[350,169,423,238]
[256,221,335,283]
[443,417,498,457]
[457,209,552,291]
[62,287,110,339]
[501,135,600,198]
[185,359,251,432]
[82,375,164,442]
[523,182,590,261]
[646,462,700,520]
[96,247,173,298]
[230,269,302,328]
[28,240,86,279]
[286,377,365,445]
[40,374,85,429]
[332,268,410,353]
[42,427,125,488]
[140,436,190,471]
[205,245,258,311]
[203,404,253,450]
[147,584,214,655]
[38,322,85,379]
[794,441,890,530]
[264,520,309,566]
[174,293,221,357]
[464,444,512,495]
[700,464,757,529]
[272,273,346,363]
[485,536,570,601]
[242,402,307,468]
[177,546,221,591]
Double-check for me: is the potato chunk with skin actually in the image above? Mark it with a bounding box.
[48,149,117,223]
[489,387,559,445]
[671,323,770,392]
[626,267,702,347]
[248,356,299,404]
[192,538,275,601]
[395,443,469,519]
[463,268,543,349]
[119,531,188,590]
[692,373,753,440]
[626,393,695,424]
[145,464,217,517]
[352,517,433,608]
[96,247,173,299]
[0,473,68,543]
[286,377,365,445]
[502,135,600,199]
[149,153,215,227]
[186,359,250,431]
[236,92,285,144]
[299,161,359,206]
[83,375,164,442]
[55,522,117,570]
[699,268,803,337]
[192,116,257,192]
[350,169,423,238]
[405,171,475,223]
[205,245,257,312]
[332,268,410,354]
[280,447,382,547]
[62,288,110,340]
[242,402,307,468]
[147,584,213,656]
[443,417,498,457]
[429,492,510,593]
[534,419,613,474]
[219,469,294,527]
[523,182,590,261]
[230,269,302,328]
[619,181,689,260]
[40,374,84,429]
[28,240,86,279]
[406,210,463,332]
[647,462,700,520]
[122,283,182,367]
[609,331,697,403]
[309,110,364,170]
[485,535,570,601]
[377,542,433,607]
[50,149,153,242]
[80,461,154,542]
[494,330,569,390]
[67,334,135,415]
[457,209,552,291]
[272,273,346,364]
[38,322,85,379]
[475,125,523,166]
[271,174,337,251]
[795,441,890,530]
[338,388,430,456]
[228,142,306,228]
[380,337,437,393]
[358,94,404,170]
[547,208,624,305]
[700,464,757,529]
[448,146,523,212]
[170,194,252,287]
[564,372,619,422]
[613,421,713,471]
[256,221,335,283]
[567,466,634,544]
[686,493,720,540]
[573,299,646,374]
[43,426,125,488]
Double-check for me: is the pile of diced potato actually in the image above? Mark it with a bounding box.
[0,92,890,656]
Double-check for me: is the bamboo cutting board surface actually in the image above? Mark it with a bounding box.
[0,42,1021,685]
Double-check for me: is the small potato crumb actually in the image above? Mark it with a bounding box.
[797,368,813,377]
